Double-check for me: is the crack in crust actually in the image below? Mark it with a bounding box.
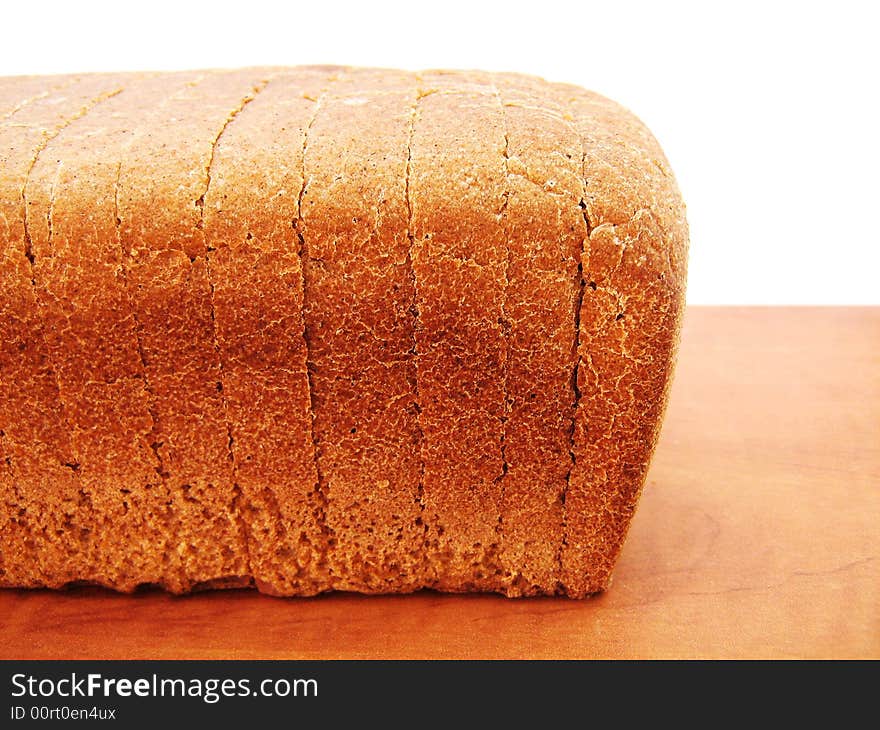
[23,88,124,273]
[198,74,275,589]
[403,76,429,588]
[558,189,594,595]
[560,86,688,597]
[113,83,192,592]
[0,92,50,123]
[19,85,125,586]
[293,86,333,586]
[490,79,513,587]
[0,75,77,124]
[113,158,167,484]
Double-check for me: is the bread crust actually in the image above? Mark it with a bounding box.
[1,75,129,588]
[116,70,288,590]
[202,69,331,595]
[0,75,79,123]
[411,73,508,591]
[0,68,687,597]
[557,84,688,596]
[490,76,584,596]
[299,71,426,592]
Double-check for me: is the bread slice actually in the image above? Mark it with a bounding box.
[26,74,230,591]
[410,72,508,591]
[486,75,585,596]
[551,83,688,596]
[201,69,333,595]
[300,71,426,591]
[0,75,128,588]
[116,70,282,590]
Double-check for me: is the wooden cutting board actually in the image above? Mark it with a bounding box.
[1,307,877,659]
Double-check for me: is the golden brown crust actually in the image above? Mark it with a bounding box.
[489,76,584,596]
[202,70,331,595]
[411,73,508,591]
[26,73,187,592]
[554,83,688,597]
[0,68,687,597]
[483,74,688,597]
[117,69,282,590]
[301,73,425,592]
[0,75,130,589]
[0,75,76,123]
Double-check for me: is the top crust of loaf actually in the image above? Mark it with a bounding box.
[0,68,687,597]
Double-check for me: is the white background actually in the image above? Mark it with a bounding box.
[2,0,877,304]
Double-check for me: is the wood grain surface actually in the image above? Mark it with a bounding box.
[1,307,877,659]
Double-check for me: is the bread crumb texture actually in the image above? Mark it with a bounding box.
[0,68,687,597]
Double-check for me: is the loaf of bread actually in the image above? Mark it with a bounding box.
[0,67,688,597]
